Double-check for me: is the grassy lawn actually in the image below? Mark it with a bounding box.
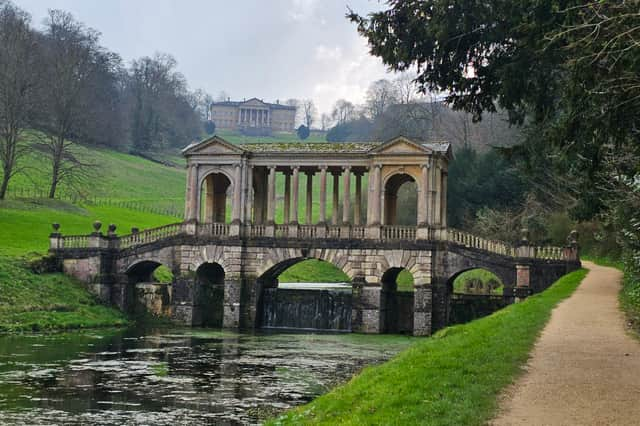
[8,132,185,204]
[270,268,587,426]
[216,129,327,144]
[0,199,179,257]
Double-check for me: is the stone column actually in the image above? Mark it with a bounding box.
[305,171,313,224]
[365,165,382,239]
[283,171,291,224]
[417,164,429,226]
[266,166,276,225]
[318,166,327,224]
[354,284,384,333]
[222,275,242,329]
[244,165,253,224]
[441,170,448,228]
[332,172,340,225]
[231,164,242,224]
[429,158,437,225]
[413,285,433,336]
[367,165,381,225]
[185,164,199,222]
[434,160,442,226]
[237,108,241,124]
[354,172,362,226]
[342,166,351,225]
[291,167,299,224]
[515,264,531,302]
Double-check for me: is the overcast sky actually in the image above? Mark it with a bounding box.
[16,0,394,115]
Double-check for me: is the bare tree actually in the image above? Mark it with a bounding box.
[320,113,331,131]
[365,79,398,119]
[0,1,38,199]
[191,88,214,122]
[331,99,356,125]
[301,99,317,128]
[37,10,112,198]
[394,73,420,105]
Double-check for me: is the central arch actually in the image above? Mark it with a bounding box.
[200,172,232,223]
[256,257,352,331]
[383,173,418,225]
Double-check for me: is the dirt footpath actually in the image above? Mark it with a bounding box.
[492,261,640,425]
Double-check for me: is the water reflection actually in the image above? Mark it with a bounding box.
[0,328,412,425]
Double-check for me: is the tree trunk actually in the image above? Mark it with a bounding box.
[48,136,63,199]
[0,171,10,200]
[49,159,59,199]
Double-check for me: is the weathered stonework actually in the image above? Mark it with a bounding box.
[53,233,580,336]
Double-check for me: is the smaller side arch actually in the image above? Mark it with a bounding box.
[122,259,174,317]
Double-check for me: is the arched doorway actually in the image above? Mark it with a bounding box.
[200,172,232,223]
[194,262,225,327]
[257,258,352,331]
[447,268,506,325]
[381,267,415,333]
[384,173,417,225]
[126,261,174,317]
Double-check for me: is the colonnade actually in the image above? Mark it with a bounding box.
[250,166,366,226]
[184,162,449,231]
[238,107,270,127]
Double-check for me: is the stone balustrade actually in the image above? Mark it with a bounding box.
[49,221,578,262]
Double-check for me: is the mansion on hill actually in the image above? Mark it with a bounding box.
[210,98,297,136]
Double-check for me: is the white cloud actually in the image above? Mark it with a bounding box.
[287,0,320,22]
[314,45,343,61]
[312,39,389,114]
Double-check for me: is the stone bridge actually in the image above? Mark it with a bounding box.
[50,222,580,336]
[49,136,581,336]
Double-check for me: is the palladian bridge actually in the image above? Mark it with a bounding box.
[49,136,581,336]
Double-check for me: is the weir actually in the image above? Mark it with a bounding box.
[260,287,352,331]
[48,135,581,336]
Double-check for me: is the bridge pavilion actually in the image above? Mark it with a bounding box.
[181,135,451,239]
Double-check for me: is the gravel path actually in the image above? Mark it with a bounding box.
[492,261,640,425]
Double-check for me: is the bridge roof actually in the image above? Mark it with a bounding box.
[182,135,451,158]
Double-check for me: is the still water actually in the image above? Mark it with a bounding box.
[0,327,412,425]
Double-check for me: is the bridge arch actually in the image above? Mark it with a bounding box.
[383,172,420,226]
[255,247,354,282]
[124,259,174,316]
[199,170,234,223]
[446,267,505,295]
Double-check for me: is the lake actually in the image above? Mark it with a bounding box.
[0,327,413,425]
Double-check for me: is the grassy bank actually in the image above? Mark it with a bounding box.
[270,268,587,425]
[0,199,177,332]
[0,256,127,332]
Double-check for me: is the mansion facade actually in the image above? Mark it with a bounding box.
[210,98,297,136]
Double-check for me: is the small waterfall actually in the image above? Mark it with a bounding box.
[260,288,352,331]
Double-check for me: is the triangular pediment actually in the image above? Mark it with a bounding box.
[369,136,432,155]
[182,136,245,156]
[241,98,268,107]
